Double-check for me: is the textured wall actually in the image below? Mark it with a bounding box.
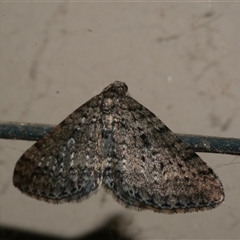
[1,2,239,239]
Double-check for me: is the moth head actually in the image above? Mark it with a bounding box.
[102,81,128,98]
[101,81,128,112]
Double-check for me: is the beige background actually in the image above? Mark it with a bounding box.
[1,2,240,239]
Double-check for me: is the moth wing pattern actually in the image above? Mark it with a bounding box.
[13,94,103,203]
[13,81,224,214]
[102,95,225,213]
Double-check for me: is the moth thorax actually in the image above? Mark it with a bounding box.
[101,97,119,113]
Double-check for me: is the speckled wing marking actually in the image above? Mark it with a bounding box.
[13,94,103,203]
[102,93,225,213]
[13,81,224,213]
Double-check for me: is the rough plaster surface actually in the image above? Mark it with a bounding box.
[1,2,240,239]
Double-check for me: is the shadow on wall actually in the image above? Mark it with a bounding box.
[0,214,136,240]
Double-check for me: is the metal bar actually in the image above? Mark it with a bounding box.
[0,121,239,155]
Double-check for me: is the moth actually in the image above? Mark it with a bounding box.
[13,81,224,213]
